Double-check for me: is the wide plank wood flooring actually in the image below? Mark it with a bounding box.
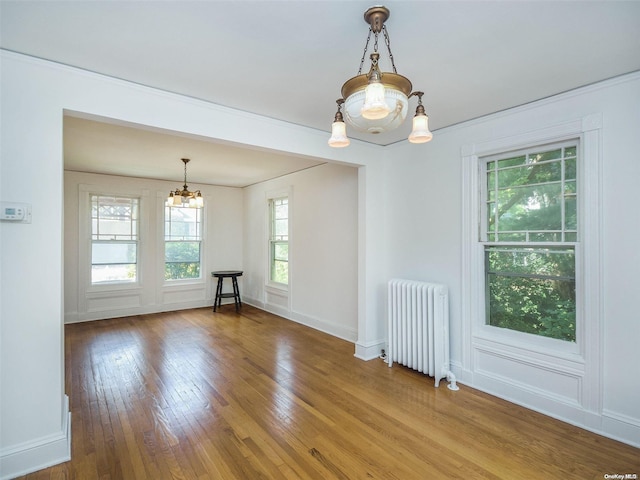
[18,306,640,479]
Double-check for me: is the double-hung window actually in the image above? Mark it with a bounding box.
[164,205,202,280]
[91,195,139,284]
[481,142,578,342]
[269,197,289,285]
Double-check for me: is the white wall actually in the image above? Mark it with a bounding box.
[383,72,640,446]
[64,171,243,323]
[243,163,359,341]
[0,51,377,479]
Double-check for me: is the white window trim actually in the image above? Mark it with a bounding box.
[461,114,603,413]
[77,185,149,316]
[265,188,292,293]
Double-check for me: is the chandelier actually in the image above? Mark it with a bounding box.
[328,6,433,147]
[167,158,203,208]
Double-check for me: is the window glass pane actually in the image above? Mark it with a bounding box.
[497,232,526,242]
[165,205,201,240]
[497,161,561,189]
[565,232,577,242]
[92,242,137,265]
[272,260,288,284]
[91,195,139,241]
[565,157,577,180]
[273,243,288,261]
[530,232,560,242]
[165,262,200,280]
[274,219,288,238]
[565,180,576,194]
[565,196,577,230]
[496,184,563,232]
[164,243,201,280]
[532,148,562,162]
[165,242,201,263]
[486,246,575,342]
[497,155,526,169]
[275,204,288,219]
[487,172,495,201]
[92,264,136,284]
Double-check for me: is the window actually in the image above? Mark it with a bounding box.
[269,197,289,284]
[481,142,578,342]
[91,195,139,284]
[164,205,202,280]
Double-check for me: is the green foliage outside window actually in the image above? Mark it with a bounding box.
[165,241,201,280]
[271,243,289,284]
[270,197,289,285]
[485,145,577,342]
[486,247,576,341]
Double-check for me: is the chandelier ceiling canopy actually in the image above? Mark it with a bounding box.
[329,6,433,147]
[167,158,203,208]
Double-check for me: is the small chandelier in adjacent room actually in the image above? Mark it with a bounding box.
[328,5,433,147]
[167,158,204,208]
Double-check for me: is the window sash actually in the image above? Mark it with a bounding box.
[269,197,289,284]
[480,141,578,343]
[164,205,203,281]
[482,142,578,244]
[91,195,139,241]
[90,195,139,284]
[165,205,202,241]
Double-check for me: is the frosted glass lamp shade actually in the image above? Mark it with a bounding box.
[328,121,350,147]
[408,114,433,144]
[361,82,390,120]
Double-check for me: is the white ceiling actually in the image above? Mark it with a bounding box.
[2,1,640,186]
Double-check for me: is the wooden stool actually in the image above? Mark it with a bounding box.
[212,270,243,312]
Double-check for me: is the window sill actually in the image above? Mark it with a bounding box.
[163,279,206,289]
[87,282,141,294]
[265,282,288,295]
[474,325,583,363]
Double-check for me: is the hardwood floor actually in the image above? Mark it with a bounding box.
[18,306,639,479]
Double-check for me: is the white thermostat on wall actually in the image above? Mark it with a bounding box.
[0,202,32,223]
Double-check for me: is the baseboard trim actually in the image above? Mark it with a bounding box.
[65,300,213,323]
[449,370,640,449]
[243,297,357,343]
[0,396,71,480]
[354,340,385,361]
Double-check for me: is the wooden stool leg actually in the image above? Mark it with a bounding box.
[232,276,241,311]
[214,277,223,312]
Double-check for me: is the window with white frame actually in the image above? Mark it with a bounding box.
[164,204,202,280]
[91,194,139,284]
[269,197,289,285]
[481,142,578,342]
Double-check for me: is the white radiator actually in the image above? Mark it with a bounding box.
[387,279,458,390]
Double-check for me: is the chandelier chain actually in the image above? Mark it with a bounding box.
[357,28,373,75]
[183,160,188,187]
[382,25,397,74]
